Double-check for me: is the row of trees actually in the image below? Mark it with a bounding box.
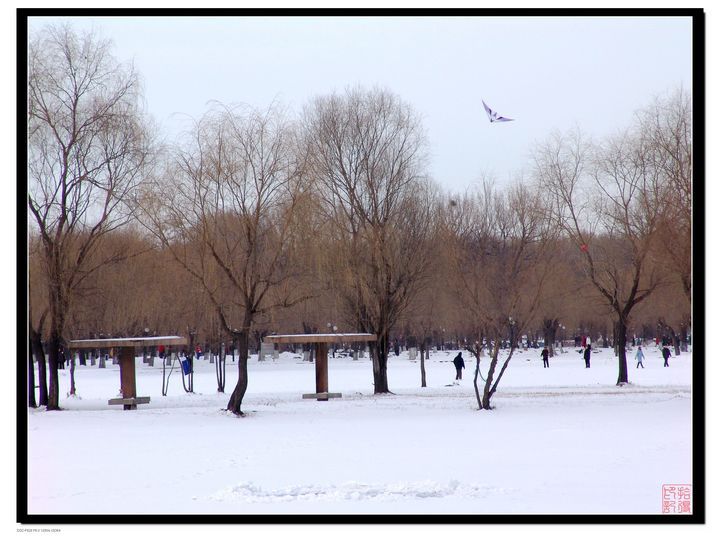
[27,25,692,414]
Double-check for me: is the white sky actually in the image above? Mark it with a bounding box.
[28,15,692,193]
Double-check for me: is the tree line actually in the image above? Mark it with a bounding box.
[27,25,692,413]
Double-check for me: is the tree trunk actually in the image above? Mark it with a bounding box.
[542,319,558,357]
[544,327,554,357]
[615,319,629,385]
[47,330,62,410]
[481,344,501,410]
[226,330,249,415]
[613,326,619,357]
[473,355,482,410]
[490,347,517,396]
[69,352,76,396]
[372,331,390,393]
[216,342,226,392]
[28,333,37,408]
[680,324,689,352]
[672,333,681,356]
[37,348,48,406]
[419,342,427,388]
[30,324,48,406]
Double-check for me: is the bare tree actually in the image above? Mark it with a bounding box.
[404,281,445,388]
[304,87,436,393]
[534,237,590,356]
[633,281,690,354]
[448,181,554,409]
[638,89,692,301]
[29,235,50,407]
[534,127,664,385]
[139,103,308,415]
[27,25,151,409]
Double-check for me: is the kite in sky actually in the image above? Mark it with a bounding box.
[482,100,514,123]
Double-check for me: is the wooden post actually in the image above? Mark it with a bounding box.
[119,347,138,410]
[315,342,329,400]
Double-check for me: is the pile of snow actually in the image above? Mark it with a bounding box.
[210,479,508,504]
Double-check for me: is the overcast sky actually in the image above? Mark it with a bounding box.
[28,15,693,193]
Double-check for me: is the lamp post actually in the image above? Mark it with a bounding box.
[509,317,516,350]
[143,327,149,364]
[327,323,338,357]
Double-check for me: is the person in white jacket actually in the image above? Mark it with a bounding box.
[635,346,645,369]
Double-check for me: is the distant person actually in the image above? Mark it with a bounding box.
[635,346,645,368]
[453,352,465,381]
[195,345,202,360]
[662,345,672,367]
[583,344,591,368]
[158,344,166,359]
[541,346,549,368]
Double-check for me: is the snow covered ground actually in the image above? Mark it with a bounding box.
[26,345,693,516]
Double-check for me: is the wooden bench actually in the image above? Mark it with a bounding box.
[264,333,376,402]
[302,392,342,401]
[108,396,151,410]
[68,336,187,411]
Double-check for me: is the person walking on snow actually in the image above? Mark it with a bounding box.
[541,346,549,368]
[635,346,645,368]
[662,345,672,367]
[583,344,591,368]
[453,352,465,381]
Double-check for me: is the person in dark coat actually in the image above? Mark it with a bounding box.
[662,345,672,367]
[583,344,591,368]
[453,352,465,380]
[541,346,549,368]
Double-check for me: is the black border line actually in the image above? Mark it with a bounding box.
[17,10,29,526]
[16,7,705,17]
[17,7,705,526]
[689,8,706,525]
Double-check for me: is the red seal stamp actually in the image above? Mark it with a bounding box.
[662,484,692,514]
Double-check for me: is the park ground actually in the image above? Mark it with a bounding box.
[26,345,693,516]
